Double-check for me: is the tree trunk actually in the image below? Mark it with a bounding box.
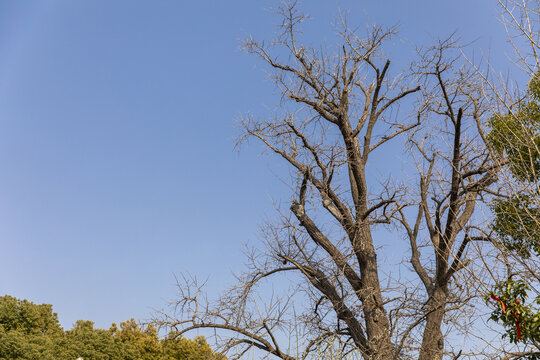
[418,286,447,360]
[356,226,394,359]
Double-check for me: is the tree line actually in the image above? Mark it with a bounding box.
[0,295,225,360]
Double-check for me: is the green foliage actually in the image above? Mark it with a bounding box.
[161,332,227,360]
[487,73,540,351]
[0,295,62,336]
[0,295,63,360]
[0,295,225,360]
[491,195,540,257]
[488,73,540,183]
[63,320,132,360]
[109,319,161,360]
[485,279,540,345]
[488,73,540,258]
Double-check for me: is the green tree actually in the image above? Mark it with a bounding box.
[110,318,162,359]
[0,295,62,336]
[110,319,226,360]
[488,74,540,258]
[161,332,227,360]
[0,295,62,360]
[64,320,132,360]
[0,295,225,360]
[487,72,540,350]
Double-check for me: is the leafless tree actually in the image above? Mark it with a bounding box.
[155,4,514,360]
[398,37,503,359]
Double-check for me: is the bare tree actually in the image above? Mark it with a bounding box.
[398,37,503,360]
[156,4,508,360]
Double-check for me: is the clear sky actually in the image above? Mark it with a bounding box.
[0,0,511,333]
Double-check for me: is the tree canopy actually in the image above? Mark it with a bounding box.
[487,71,540,350]
[489,73,540,258]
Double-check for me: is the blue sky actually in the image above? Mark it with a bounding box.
[0,0,510,332]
